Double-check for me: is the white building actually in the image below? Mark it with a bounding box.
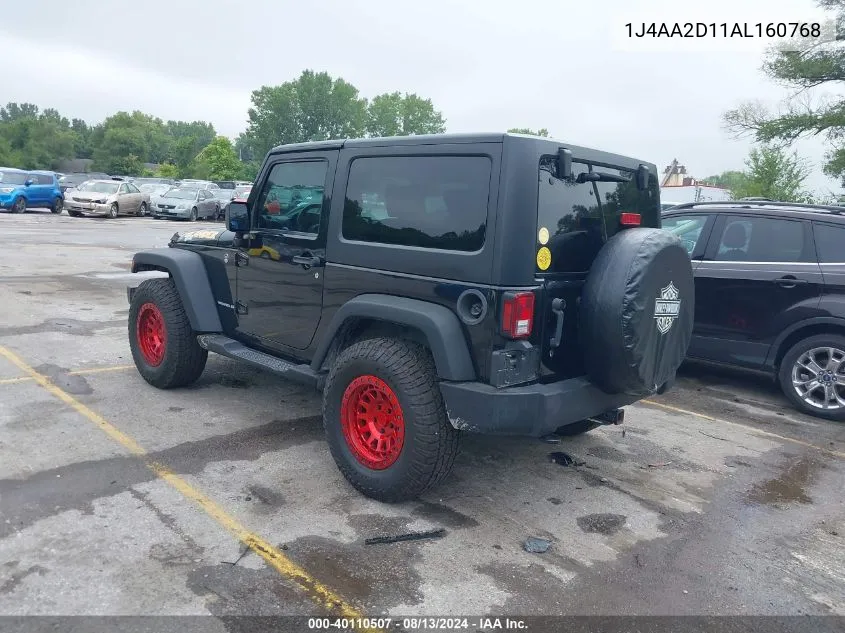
[659,159,732,208]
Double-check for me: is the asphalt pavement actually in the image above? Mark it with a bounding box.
[0,211,843,626]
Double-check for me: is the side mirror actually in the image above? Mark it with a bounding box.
[226,200,249,233]
[556,148,572,180]
[24,179,33,187]
[636,164,650,191]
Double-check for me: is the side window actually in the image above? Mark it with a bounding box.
[661,214,711,255]
[118,184,129,194]
[127,183,140,193]
[814,223,845,263]
[35,173,53,185]
[255,160,327,234]
[342,155,490,252]
[715,216,805,262]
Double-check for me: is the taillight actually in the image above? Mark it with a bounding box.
[620,212,641,226]
[501,291,535,338]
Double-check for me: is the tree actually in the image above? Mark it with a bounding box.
[508,127,550,137]
[165,120,216,169]
[155,162,180,179]
[723,1,845,177]
[91,111,172,172]
[0,103,77,169]
[729,145,811,201]
[189,136,241,181]
[702,170,751,193]
[243,70,368,159]
[366,92,446,137]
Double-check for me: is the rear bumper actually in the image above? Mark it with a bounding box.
[439,376,641,436]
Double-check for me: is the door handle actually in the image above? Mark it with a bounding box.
[291,254,322,268]
[773,275,808,288]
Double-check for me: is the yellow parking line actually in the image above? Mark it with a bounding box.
[0,344,368,623]
[641,399,845,459]
[0,364,134,386]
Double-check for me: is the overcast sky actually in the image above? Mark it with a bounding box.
[3,0,842,193]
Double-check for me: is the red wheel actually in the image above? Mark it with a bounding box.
[136,302,167,367]
[340,375,405,470]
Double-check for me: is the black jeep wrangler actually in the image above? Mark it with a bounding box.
[127,133,694,502]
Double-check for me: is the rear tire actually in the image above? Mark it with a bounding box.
[128,278,207,389]
[137,202,147,217]
[51,197,63,214]
[322,337,460,502]
[778,334,845,420]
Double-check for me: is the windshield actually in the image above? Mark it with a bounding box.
[0,171,28,185]
[536,158,659,274]
[77,181,119,194]
[163,189,198,200]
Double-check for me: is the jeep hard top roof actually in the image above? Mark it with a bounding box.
[267,133,655,173]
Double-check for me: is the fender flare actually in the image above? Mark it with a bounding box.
[764,316,845,369]
[131,248,222,333]
[312,294,476,381]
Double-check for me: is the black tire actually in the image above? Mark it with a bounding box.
[137,202,147,217]
[322,337,460,502]
[128,278,207,389]
[51,197,63,214]
[778,334,845,421]
[108,203,118,218]
[190,207,198,221]
[68,211,81,218]
[12,197,26,214]
[555,419,600,436]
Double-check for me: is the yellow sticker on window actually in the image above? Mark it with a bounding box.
[538,227,550,245]
[536,246,552,271]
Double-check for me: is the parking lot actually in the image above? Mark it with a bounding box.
[1,212,844,621]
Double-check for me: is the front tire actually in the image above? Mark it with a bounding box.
[128,278,208,389]
[190,207,198,221]
[322,337,460,502]
[108,203,118,218]
[778,334,845,420]
[12,197,26,214]
[51,197,63,214]
[68,210,81,218]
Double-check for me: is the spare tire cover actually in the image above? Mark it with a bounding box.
[579,227,694,396]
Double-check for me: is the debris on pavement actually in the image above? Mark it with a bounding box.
[548,451,586,467]
[523,537,551,553]
[646,461,673,468]
[365,528,447,545]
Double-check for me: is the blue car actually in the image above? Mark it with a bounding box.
[0,168,64,214]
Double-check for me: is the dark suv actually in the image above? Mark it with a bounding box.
[663,201,845,420]
[127,133,694,501]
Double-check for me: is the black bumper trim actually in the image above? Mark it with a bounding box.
[439,377,641,437]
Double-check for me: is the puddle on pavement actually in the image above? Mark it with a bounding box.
[746,456,821,506]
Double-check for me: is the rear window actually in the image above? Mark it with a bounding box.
[342,156,490,252]
[536,158,659,273]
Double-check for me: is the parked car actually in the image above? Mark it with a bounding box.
[138,184,174,214]
[126,133,694,501]
[65,180,150,218]
[233,185,252,199]
[151,187,219,221]
[58,172,109,193]
[210,189,235,219]
[663,200,845,419]
[0,168,64,214]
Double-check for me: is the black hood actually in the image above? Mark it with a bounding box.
[169,228,236,248]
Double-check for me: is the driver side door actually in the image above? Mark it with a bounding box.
[234,150,337,353]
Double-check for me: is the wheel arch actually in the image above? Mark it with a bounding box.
[312,294,476,381]
[767,317,845,370]
[131,248,222,333]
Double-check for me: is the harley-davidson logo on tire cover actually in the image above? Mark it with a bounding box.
[654,281,681,334]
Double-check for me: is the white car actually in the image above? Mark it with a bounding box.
[65,180,151,218]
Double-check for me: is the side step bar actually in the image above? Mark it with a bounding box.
[197,334,321,389]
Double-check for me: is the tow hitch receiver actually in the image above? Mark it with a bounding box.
[588,408,625,426]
